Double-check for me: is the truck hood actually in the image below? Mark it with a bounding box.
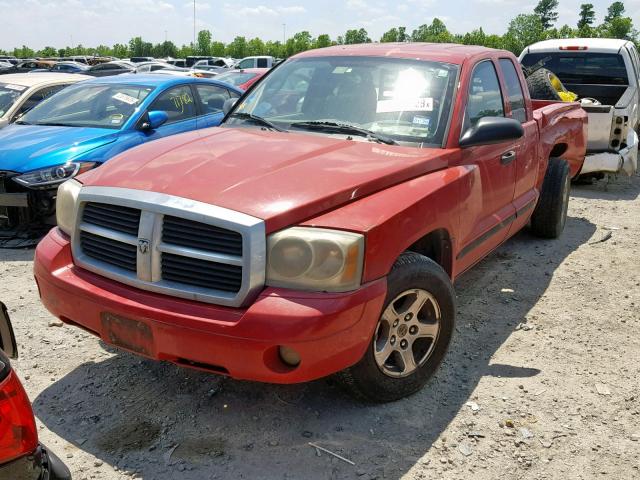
[81,127,457,232]
[0,125,118,173]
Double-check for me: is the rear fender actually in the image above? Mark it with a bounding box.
[303,166,476,283]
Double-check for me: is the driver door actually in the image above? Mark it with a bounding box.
[455,60,518,272]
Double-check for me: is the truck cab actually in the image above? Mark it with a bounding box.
[520,38,639,177]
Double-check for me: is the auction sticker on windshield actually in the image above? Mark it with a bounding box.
[377,97,434,113]
[112,92,139,105]
[4,84,26,91]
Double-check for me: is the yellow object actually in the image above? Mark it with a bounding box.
[548,71,578,102]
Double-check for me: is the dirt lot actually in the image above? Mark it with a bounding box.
[2,176,639,480]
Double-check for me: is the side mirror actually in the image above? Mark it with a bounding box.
[141,110,169,131]
[459,117,524,148]
[0,302,18,359]
[223,98,238,115]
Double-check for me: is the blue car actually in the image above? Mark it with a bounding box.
[0,74,242,233]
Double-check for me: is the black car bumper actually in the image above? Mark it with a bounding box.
[0,444,71,480]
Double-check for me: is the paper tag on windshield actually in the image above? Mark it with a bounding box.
[5,84,26,91]
[112,92,139,105]
[412,115,430,126]
[332,66,352,74]
[377,97,433,113]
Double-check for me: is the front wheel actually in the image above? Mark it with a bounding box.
[336,252,455,403]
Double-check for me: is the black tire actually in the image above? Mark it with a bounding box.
[527,68,563,101]
[530,158,571,239]
[336,252,455,403]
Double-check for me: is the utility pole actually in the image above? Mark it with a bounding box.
[283,24,286,45]
[193,0,196,52]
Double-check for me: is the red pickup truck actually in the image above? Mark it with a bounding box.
[34,44,587,402]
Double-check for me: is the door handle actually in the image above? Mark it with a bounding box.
[501,150,516,165]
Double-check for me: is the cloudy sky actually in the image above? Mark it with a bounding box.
[2,0,639,50]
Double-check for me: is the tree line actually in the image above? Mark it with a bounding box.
[2,1,637,60]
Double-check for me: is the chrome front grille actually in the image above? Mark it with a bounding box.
[162,215,243,256]
[83,202,141,235]
[161,253,243,292]
[80,231,137,272]
[71,187,266,307]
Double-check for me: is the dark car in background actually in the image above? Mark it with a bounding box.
[0,60,55,75]
[50,62,90,73]
[0,303,71,479]
[129,56,154,63]
[86,60,135,77]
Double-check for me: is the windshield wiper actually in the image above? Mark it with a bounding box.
[290,121,397,145]
[228,112,286,132]
[14,120,31,125]
[33,122,73,127]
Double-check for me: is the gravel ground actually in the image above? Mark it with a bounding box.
[1,176,639,480]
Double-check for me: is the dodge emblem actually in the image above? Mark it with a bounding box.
[138,239,150,254]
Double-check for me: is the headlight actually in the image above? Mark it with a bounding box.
[12,162,96,189]
[266,227,364,292]
[56,179,82,235]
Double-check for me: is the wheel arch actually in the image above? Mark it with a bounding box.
[405,228,453,278]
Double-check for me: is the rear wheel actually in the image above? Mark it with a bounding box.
[530,158,571,239]
[336,252,455,403]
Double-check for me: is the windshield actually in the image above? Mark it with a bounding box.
[22,83,154,129]
[0,83,26,117]
[227,56,458,147]
[521,52,629,86]
[216,71,258,86]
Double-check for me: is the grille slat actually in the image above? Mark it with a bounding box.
[162,215,242,256]
[80,231,137,272]
[162,253,242,293]
[83,203,141,235]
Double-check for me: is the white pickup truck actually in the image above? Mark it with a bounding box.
[520,38,639,178]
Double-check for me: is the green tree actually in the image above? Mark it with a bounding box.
[226,36,247,58]
[380,26,407,43]
[503,14,545,54]
[604,1,625,23]
[344,28,370,44]
[315,34,332,49]
[196,30,212,56]
[128,37,153,57]
[265,40,284,58]
[412,19,452,43]
[577,3,596,29]
[211,41,225,56]
[112,43,129,58]
[247,37,265,56]
[38,46,57,57]
[13,45,35,58]
[534,0,559,29]
[603,16,636,40]
[462,28,486,45]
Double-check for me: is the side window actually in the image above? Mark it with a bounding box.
[625,46,639,80]
[499,59,527,123]
[194,84,230,114]
[149,85,197,124]
[465,61,504,129]
[238,59,253,69]
[257,58,268,68]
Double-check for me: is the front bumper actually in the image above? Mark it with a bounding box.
[34,228,387,383]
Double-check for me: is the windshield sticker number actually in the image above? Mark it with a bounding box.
[412,116,430,127]
[377,97,434,113]
[110,114,124,125]
[112,92,139,105]
[5,84,27,92]
[171,93,193,113]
